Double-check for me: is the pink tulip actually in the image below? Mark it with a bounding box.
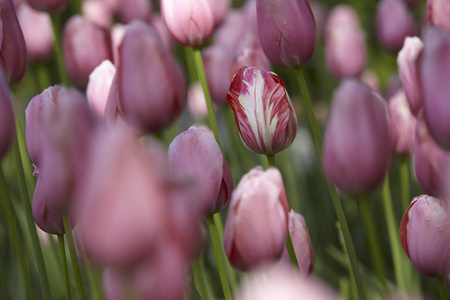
[168,125,233,214]
[230,34,272,78]
[25,0,69,13]
[63,15,113,86]
[288,210,315,277]
[426,0,450,31]
[227,66,297,155]
[214,9,247,52]
[0,0,27,83]
[388,90,416,156]
[110,23,127,66]
[118,20,185,133]
[207,0,230,27]
[399,195,450,277]
[223,167,289,271]
[116,0,152,24]
[397,36,423,115]
[160,0,214,46]
[82,0,113,28]
[323,80,392,196]
[86,60,116,119]
[186,82,209,121]
[256,0,316,67]
[0,70,15,159]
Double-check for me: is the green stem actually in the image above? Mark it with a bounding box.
[399,156,411,211]
[36,63,51,91]
[438,277,448,300]
[295,66,365,299]
[58,235,72,300]
[359,195,387,290]
[266,154,276,168]
[206,215,231,300]
[62,215,86,300]
[190,46,221,147]
[12,138,52,300]
[336,223,358,300]
[382,176,407,290]
[193,259,214,300]
[14,114,35,197]
[50,13,70,87]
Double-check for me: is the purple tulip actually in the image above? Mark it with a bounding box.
[25,0,69,13]
[388,90,416,156]
[426,0,450,31]
[288,210,315,277]
[323,80,392,196]
[0,70,15,159]
[256,0,316,67]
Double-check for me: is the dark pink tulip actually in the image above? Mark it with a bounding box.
[207,0,230,27]
[168,126,233,214]
[376,0,415,52]
[420,27,450,149]
[413,112,450,198]
[17,3,54,61]
[223,167,289,271]
[0,0,27,83]
[0,70,15,159]
[323,80,392,196]
[118,21,185,133]
[160,0,214,46]
[426,0,450,31]
[288,210,314,277]
[82,0,113,28]
[397,36,423,115]
[25,0,69,13]
[63,15,113,86]
[227,66,297,155]
[399,195,450,277]
[388,90,416,156]
[86,60,116,119]
[256,0,316,67]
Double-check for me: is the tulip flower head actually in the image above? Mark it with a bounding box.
[388,90,416,156]
[227,66,297,155]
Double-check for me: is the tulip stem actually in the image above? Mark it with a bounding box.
[62,215,86,300]
[382,175,407,290]
[14,112,35,196]
[50,13,70,88]
[438,277,448,300]
[295,66,366,300]
[206,215,232,300]
[58,235,72,300]
[193,258,215,300]
[266,154,276,167]
[190,46,221,148]
[359,195,387,290]
[399,156,410,211]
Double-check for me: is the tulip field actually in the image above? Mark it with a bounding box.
[1,0,450,299]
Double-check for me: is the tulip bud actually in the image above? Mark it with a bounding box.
[376,0,415,53]
[256,0,316,67]
[426,0,450,31]
[86,60,116,119]
[420,27,450,149]
[227,66,297,155]
[399,195,450,277]
[288,210,314,277]
[207,0,230,27]
[82,0,113,28]
[160,0,214,46]
[323,80,392,196]
[168,126,233,214]
[0,0,27,83]
[63,15,113,86]
[118,21,185,133]
[223,167,289,271]
[388,90,416,156]
[397,36,423,115]
[25,0,69,13]
[0,70,15,159]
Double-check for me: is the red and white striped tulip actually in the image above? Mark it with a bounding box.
[227,66,297,155]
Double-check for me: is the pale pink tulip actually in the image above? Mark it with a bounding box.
[86,60,116,119]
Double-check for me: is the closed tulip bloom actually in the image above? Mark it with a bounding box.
[86,60,116,119]
[288,210,314,277]
[397,36,423,115]
[207,0,230,27]
[420,27,450,149]
[0,70,15,159]
[118,21,185,133]
[426,0,450,31]
[323,80,392,196]
[399,195,450,277]
[376,0,415,52]
[0,0,27,83]
[227,66,297,155]
[230,34,272,78]
[214,9,247,52]
[223,167,289,271]
[388,90,416,156]
[256,0,316,67]
[63,15,113,86]
[25,0,69,13]
[82,0,113,28]
[160,0,214,46]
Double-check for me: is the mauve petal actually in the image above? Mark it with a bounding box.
[288,210,315,277]
[86,59,116,119]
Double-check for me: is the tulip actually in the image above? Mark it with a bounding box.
[63,15,113,86]
[397,36,423,115]
[230,34,272,78]
[399,195,450,277]
[376,0,415,53]
[223,166,289,271]
[160,0,214,46]
[256,0,316,67]
[25,0,69,13]
[116,0,152,24]
[413,112,450,198]
[288,210,314,277]
[186,83,208,121]
[388,90,416,156]
[426,0,450,31]
[323,80,392,196]
[118,20,185,133]
[0,70,15,159]
[110,23,127,65]
[0,0,27,83]
[82,0,113,28]
[207,0,230,27]
[420,27,450,149]
[86,60,116,119]
[324,5,366,80]
[214,9,247,52]
[168,126,233,214]
[227,66,297,155]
